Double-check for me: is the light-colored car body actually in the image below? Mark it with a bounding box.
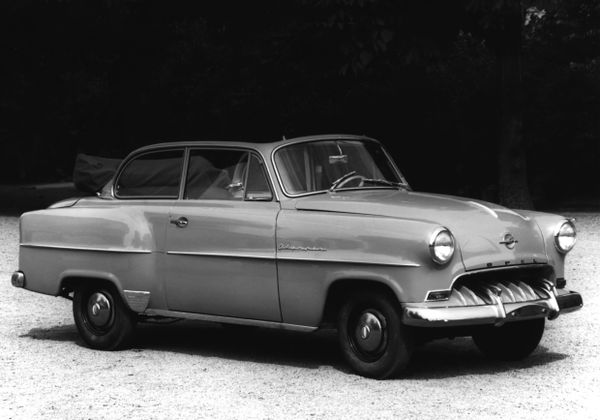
[12,134,582,377]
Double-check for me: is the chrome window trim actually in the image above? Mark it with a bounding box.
[244,153,274,202]
[178,147,191,200]
[114,148,186,200]
[182,145,279,202]
[113,144,280,202]
[20,243,153,254]
[270,137,409,198]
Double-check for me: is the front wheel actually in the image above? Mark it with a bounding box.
[338,291,413,379]
[472,318,545,361]
[73,283,137,350]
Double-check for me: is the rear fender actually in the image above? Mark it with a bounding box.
[59,270,149,313]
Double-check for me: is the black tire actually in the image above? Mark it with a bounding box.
[73,282,137,350]
[472,318,545,361]
[338,291,413,379]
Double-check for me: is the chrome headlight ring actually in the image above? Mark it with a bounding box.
[554,219,577,253]
[429,227,455,265]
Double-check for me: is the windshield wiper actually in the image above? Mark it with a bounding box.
[329,171,357,192]
[361,178,405,188]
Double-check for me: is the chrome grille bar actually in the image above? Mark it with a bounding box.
[447,278,556,306]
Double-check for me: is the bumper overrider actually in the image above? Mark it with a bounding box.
[403,277,583,328]
[11,271,25,288]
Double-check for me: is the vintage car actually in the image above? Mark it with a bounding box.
[12,134,583,379]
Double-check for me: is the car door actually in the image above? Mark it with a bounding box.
[164,148,282,321]
[112,148,185,305]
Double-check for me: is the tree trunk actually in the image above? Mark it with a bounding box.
[495,0,533,210]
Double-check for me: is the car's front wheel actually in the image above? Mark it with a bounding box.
[472,318,545,360]
[73,282,136,350]
[338,291,413,379]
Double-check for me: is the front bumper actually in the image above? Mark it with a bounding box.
[403,281,583,328]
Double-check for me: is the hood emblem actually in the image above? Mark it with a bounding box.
[500,233,518,250]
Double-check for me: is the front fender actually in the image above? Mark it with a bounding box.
[276,209,464,326]
[517,210,571,279]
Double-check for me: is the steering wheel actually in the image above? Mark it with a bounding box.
[336,174,365,189]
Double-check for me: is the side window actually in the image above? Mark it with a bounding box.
[116,149,184,198]
[185,149,248,200]
[245,154,273,201]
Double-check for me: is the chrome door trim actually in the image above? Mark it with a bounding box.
[20,243,153,254]
[166,251,276,260]
[143,309,317,332]
[276,254,420,267]
[166,250,419,267]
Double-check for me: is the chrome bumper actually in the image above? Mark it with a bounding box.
[403,286,583,328]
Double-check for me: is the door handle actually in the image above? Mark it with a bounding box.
[170,217,189,228]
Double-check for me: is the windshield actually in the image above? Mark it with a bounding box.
[274,139,407,196]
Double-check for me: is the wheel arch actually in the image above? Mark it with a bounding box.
[320,277,404,328]
[58,269,131,310]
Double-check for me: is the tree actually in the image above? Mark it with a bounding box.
[465,0,533,208]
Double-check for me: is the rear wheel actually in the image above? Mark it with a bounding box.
[73,283,136,350]
[472,318,545,361]
[338,291,413,379]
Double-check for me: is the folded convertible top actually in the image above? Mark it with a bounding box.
[73,153,121,193]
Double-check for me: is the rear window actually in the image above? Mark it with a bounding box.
[115,149,184,198]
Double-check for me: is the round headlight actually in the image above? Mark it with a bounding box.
[554,220,576,253]
[429,227,455,265]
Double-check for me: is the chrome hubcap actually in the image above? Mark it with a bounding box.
[354,311,384,354]
[87,292,112,328]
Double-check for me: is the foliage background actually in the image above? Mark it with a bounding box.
[0,0,598,209]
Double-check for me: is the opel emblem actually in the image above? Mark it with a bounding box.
[500,233,518,249]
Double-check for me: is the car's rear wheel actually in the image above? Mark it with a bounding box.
[338,291,413,379]
[472,318,545,360]
[73,283,136,350]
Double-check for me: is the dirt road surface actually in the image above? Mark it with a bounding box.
[1,213,599,419]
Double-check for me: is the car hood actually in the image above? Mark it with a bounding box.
[294,190,548,271]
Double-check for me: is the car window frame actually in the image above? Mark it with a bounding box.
[271,138,410,198]
[181,146,276,202]
[113,144,278,202]
[114,148,186,200]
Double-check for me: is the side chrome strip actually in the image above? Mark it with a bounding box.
[166,251,276,260]
[277,255,420,267]
[143,309,317,332]
[20,243,153,254]
[166,250,420,267]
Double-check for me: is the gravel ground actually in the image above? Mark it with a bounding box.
[1,213,599,419]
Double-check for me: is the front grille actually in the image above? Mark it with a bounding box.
[447,266,555,306]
